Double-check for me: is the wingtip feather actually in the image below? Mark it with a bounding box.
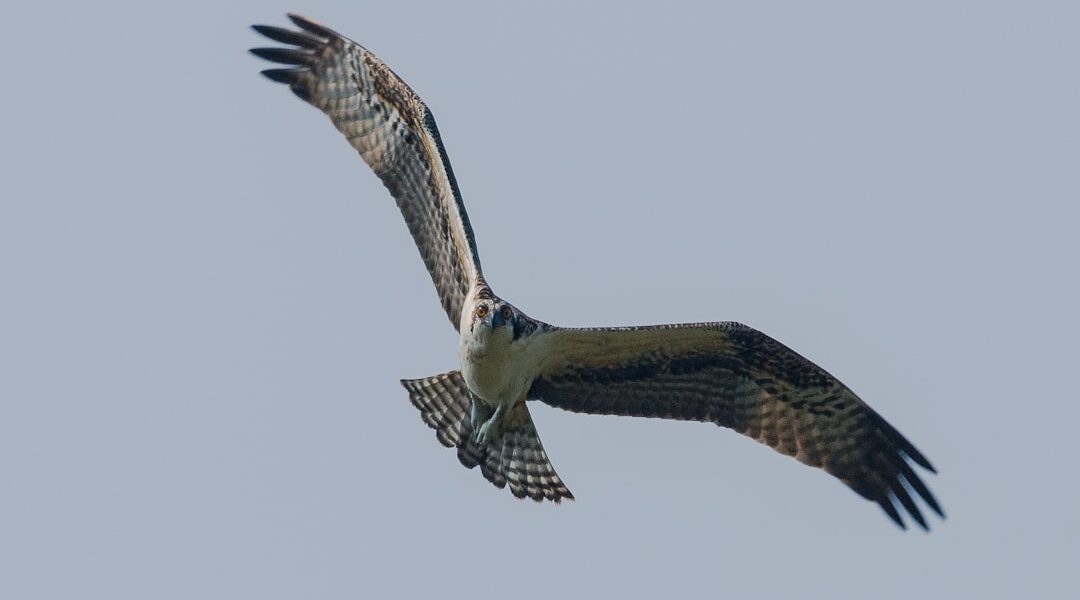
[878,497,907,530]
[287,13,340,39]
[898,459,945,518]
[892,483,929,531]
[258,68,301,85]
[251,24,322,48]
[249,47,312,66]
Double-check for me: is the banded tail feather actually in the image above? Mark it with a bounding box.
[401,371,574,503]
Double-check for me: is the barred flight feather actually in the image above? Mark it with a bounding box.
[402,371,573,503]
[530,322,942,529]
[251,14,482,330]
[254,14,942,531]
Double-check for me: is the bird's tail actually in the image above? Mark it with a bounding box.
[401,371,574,502]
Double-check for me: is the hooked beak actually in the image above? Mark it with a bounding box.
[489,309,506,329]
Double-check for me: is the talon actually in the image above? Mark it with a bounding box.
[475,417,499,447]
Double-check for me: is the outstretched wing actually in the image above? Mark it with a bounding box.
[530,322,943,529]
[251,15,482,330]
[402,371,574,502]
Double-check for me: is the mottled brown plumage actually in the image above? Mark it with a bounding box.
[252,14,943,530]
[252,15,481,330]
[532,322,941,529]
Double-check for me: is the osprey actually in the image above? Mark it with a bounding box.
[251,14,944,530]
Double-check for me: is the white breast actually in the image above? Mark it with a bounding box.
[458,324,550,408]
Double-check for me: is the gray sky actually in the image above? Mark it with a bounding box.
[3,1,1078,598]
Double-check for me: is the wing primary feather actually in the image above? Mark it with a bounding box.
[905,449,936,474]
[252,14,484,330]
[251,24,322,48]
[287,13,341,40]
[897,459,944,518]
[867,406,936,473]
[878,496,906,530]
[533,322,942,529]
[249,47,313,66]
[889,474,928,531]
[259,68,302,84]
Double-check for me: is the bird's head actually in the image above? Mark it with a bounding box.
[472,300,517,336]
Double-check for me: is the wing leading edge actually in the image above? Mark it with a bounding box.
[251,14,483,330]
[531,322,943,530]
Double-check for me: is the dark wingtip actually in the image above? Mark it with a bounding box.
[286,13,340,39]
[249,47,312,66]
[893,484,929,531]
[861,405,942,528]
[867,406,937,473]
[878,497,907,530]
[906,447,936,473]
[258,68,300,84]
[898,459,945,519]
[252,24,322,48]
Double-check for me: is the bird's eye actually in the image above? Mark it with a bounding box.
[501,306,513,320]
[476,305,489,318]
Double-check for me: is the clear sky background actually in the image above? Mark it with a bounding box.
[3,2,1078,598]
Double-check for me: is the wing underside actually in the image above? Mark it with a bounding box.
[252,15,942,530]
[251,14,482,329]
[530,322,943,529]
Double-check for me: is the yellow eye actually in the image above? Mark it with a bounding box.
[501,306,513,320]
[476,305,489,318]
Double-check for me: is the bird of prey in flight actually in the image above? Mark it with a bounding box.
[251,14,944,530]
